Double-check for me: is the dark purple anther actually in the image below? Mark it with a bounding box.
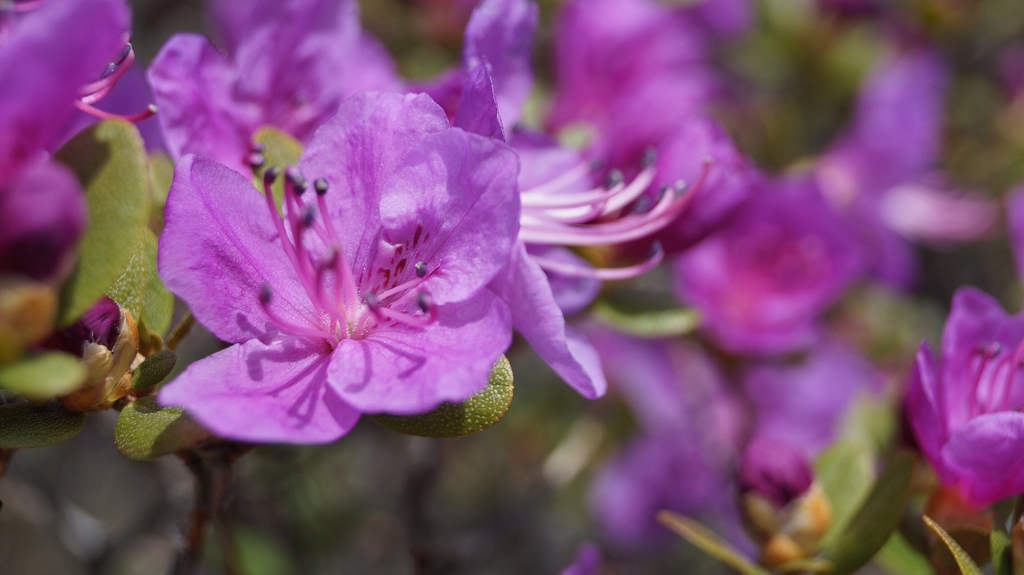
[415,261,427,278]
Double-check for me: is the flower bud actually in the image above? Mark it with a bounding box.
[738,437,832,567]
[45,298,140,412]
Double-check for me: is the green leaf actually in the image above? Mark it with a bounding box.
[0,403,86,448]
[875,532,933,575]
[141,229,173,335]
[55,120,151,325]
[147,151,174,233]
[131,350,177,391]
[774,558,834,574]
[656,511,771,575]
[992,529,1013,575]
[114,396,211,460]
[251,126,304,211]
[924,515,986,575]
[0,352,86,400]
[592,290,701,338]
[824,452,915,575]
[815,439,876,547]
[106,228,173,336]
[106,231,146,318]
[371,356,513,438]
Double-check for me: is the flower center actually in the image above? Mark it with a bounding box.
[966,339,1024,417]
[256,166,437,345]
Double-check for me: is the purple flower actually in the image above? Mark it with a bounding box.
[744,343,879,455]
[738,437,813,509]
[585,328,743,544]
[546,0,757,252]
[558,543,602,575]
[148,0,402,175]
[906,287,1024,507]
[157,92,519,443]
[815,49,996,288]
[548,0,712,167]
[672,177,863,355]
[0,0,130,281]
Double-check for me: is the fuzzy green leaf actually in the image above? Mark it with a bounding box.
[131,350,177,391]
[924,516,986,575]
[0,352,86,400]
[114,396,211,460]
[0,403,86,448]
[55,120,151,325]
[876,532,933,575]
[656,511,771,575]
[106,228,173,336]
[371,356,513,438]
[824,452,915,575]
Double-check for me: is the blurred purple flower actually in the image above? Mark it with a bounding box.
[148,0,402,175]
[548,0,713,167]
[907,287,1024,507]
[547,0,756,252]
[738,437,813,508]
[158,92,518,443]
[0,0,130,282]
[558,543,602,575]
[744,343,878,455]
[815,49,996,288]
[585,328,744,545]
[673,177,863,355]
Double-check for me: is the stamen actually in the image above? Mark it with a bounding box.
[75,101,157,123]
[257,284,325,340]
[314,178,329,195]
[415,261,427,278]
[532,242,664,280]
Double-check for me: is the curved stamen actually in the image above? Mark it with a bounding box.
[75,100,157,122]
[518,160,711,247]
[532,242,664,280]
[598,164,657,216]
[258,284,327,340]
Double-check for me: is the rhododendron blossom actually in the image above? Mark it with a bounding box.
[158,92,519,442]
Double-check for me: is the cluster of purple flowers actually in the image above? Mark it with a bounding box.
[10,0,1024,568]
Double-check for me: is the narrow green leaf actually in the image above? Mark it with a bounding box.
[824,452,915,575]
[251,126,304,211]
[875,532,933,575]
[815,439,876,547]
[114,396,211,461]
[0,352,86,400]
[992,529,1013,575]
[592,290,701,338]
[0,404,86,448]
[55,120,151,325]
[132,350,177,391]
[371,356,513,438]
[924,516,986,575]
[656,511,771,575]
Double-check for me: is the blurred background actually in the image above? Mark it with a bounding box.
[4,0,1024,573]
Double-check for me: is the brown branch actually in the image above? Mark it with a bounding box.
[170,442,251,575]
